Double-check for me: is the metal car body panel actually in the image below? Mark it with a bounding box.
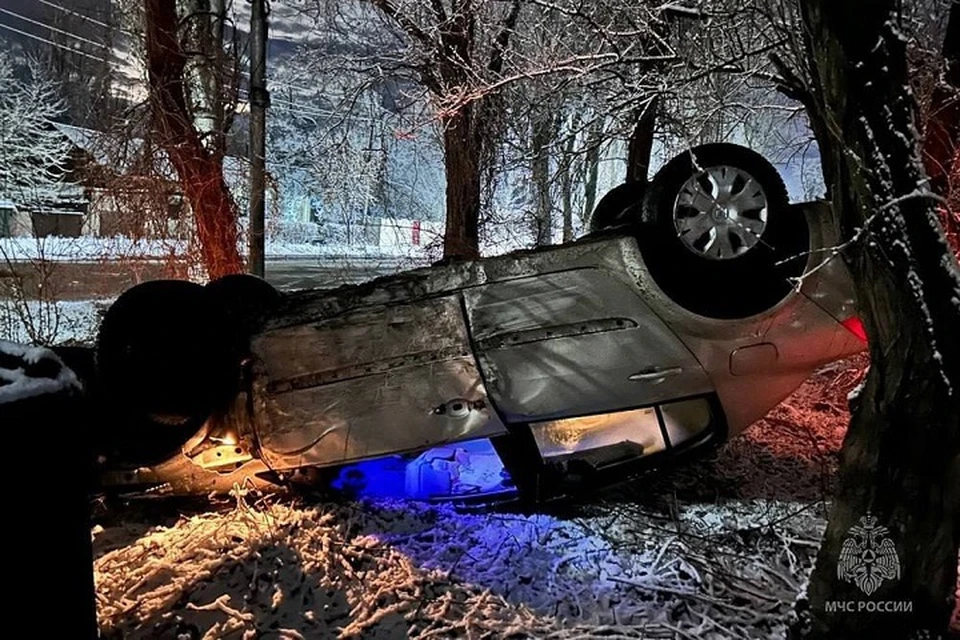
[251,201,859,450]
[101,200,864,498]
[248,235,721,472]
[463,268,713,421]
[618,201,863,433]
[250,295,507,471]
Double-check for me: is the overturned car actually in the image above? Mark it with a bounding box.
[92,144,866,505]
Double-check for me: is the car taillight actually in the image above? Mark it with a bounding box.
[841,316,868,342]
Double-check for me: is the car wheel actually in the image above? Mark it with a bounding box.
[96,280,236,429]
[640,143,809,319]
[588,181,646,232]
[205,273,281,350]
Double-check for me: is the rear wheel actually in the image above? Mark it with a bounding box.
[640,143,809,319]
[205,273,281,353]
[96,280,237,463]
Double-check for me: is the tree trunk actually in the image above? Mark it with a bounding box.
[795,1,960,637]
[531,113,555,247]
[626,96,658,184]
[144,0,243,279]
[581,119,603,224]
[442,102,481,259]
[921,0,959,251]
[559,124,578,243]
[184,0,224,149]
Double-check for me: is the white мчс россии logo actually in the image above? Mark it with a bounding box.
[837,514,901,596]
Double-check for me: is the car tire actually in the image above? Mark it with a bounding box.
[639,143,809,319]
[588,181,646,232]
[205,273,281,350]
[96,280,236,428]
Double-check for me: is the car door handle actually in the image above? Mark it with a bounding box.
[629,366,683,382]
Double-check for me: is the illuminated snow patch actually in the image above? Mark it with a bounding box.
[95,498,826,638]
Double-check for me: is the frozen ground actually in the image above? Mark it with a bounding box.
[92,363,869,639]
[94,496,824,640]
[0,298,104,345]
[0,235,433,263]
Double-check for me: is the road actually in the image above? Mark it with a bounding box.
[0,256,425,301]
[263,256,418,291]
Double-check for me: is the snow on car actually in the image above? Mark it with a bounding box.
[92,144,867,504]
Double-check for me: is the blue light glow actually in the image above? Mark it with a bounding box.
[330,438,513,502]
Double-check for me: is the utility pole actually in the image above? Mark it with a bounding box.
[248,0,268,277]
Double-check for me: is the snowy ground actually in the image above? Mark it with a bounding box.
[0,298,104,345]
[92,363,868,639]
[94,496,824,640]
[0,235,433,263]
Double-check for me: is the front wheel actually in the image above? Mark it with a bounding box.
[588,181,646,232]
[639,143,809,319]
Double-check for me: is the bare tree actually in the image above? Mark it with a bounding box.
[291,0,825,259]
[143,0,243,279]
[773,0,960,636]
[917,0,959,253]
[302,0,685,256]
[182,0,237,158]
[0,55,75,344]
[0,56,72,209]
[359,0,521,259]
[528,105,558,246]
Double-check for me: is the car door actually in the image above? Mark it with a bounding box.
[463,267,713,423]
[249,295,507,472]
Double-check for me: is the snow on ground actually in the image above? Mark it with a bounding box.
[94,496,824,640]
[0,298,104,345]
[0,235,433,263]
[0,236,182,263]
[93,365,871,639]
[266,241,433,262]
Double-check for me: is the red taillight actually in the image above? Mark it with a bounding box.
[841,316,868,342]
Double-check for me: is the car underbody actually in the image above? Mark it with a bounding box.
[96,197,864,505]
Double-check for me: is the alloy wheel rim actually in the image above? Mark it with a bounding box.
[672,164,769,260]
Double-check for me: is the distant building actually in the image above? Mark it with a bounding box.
[3,123,436,255]
[0,200,30,237]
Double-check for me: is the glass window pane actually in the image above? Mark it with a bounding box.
[530,407,666,459]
